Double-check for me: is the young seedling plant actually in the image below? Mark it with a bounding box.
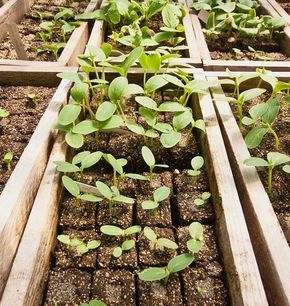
[57,234,101,255]
[0,108,9,118]
[100,225,141,257]
[186,222,204,254]
[188,156,204,178]
[141,186,171,211]
[2,151,13,171]
[95,181,135,215]
[138,253,194,284]
[194,192,211,206]
[143,226,178,251]
[244,152,290,192]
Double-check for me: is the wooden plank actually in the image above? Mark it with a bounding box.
[0,78,73,298]
[266,0,290,24]
[0,70,268,306]
[208,76,290,306]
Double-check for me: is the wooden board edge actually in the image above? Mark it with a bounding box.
[0,79,72,298]
[265,0,290,24]
[207,76,290,305]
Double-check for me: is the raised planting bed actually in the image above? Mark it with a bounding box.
[0,0,100,66]
[187,0,290,71]
[76,0,202,67]
[0,67,268,305]
[267,0,290,23]
[0,71,74,297]
[207,71,290,305]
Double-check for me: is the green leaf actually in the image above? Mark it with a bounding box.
[245,127,268,149]
[72,151,90,165]
[153,186,170,202]
[138,267,168,281]
[121,239,135,251]
[57,72,84,83]
[121,46,143,74]
[239,88,266,103]
[158,102,186,112]
[124,225,142,236]
[189,222,203,239]
[96,102,116,121]
[194,119,206,132]
[135,96,158,110]
[267,152,290,167]
[54,161,80,173]
[96,181,112,199]
[188,169,200,177]
[125,173,147,180]
[57,235,71,245]
[72,120,98,135]
[98,115,123,130]
[160,130,181,148]
[194,198,205,206]
[113,247,123,258]
[201,192,211,200]
[79,194,102,202]
[113,195,135,204]
[145,75,168,93]
[173,108,192,131]
[142,146,155,167]
[81,151,103,169]
[262,99,279,124]
[65,132,84,148]
[124,84,144,96]
[282,165,290,173]
[101,225,123,236]
[142,200,159,210]
[244,157,269,167]
[191,156,204,170]
[144,227,157,241]
[147,53,161,73]
[58,104,81,126]
[0,108,9,117]
[62,175,79,197]
[125,120,145,135]
[162,74,184,88]
[187,240,202,253]
[154,122,172,133]
[87,240,101,250]
[70,238,83,246]
[167,253,194,273]
[77,245,89,254]
[108,77,128,101]
[158,238,178,249]
[139,107,156,127]
[71,83,88,103]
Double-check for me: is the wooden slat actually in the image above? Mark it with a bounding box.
[0,78,73,297]
[0,70,268,306]
[266,0,290,24]
[208,76,290,306]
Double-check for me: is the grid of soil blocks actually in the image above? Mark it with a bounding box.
[0,85,55,194]
[43,86,230,305]
[0,0,90,61]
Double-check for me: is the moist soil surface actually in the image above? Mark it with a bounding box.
[43,89,229,305]
[0,86,55,194]
[0,0,90,61]
[229,91,290,241]
[277,0,290,14]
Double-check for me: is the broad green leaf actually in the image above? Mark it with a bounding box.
[81,151,103,169]
[262,99,279,124]
[191,156,204,170]
[244,157,269,167]
[57,235,71,245]
[108,77,128,101]
[65,132,84,148]
[87,45,106,61]
[194,198,205,206]
[96,181,112,199]
[187,240,202,253]
[125,173,147,180]
[113,247,123,257]
[158,238,178,249]
[121,239,135,251]
[62,175,79,197]
[245,127,268,149]
[142,146,155,167]
[0,108,9,117]
[173,108,192,131]
[100,225,123,236]
[125,120,145,135]
[154,122,172,133]
[57,72,84,83]
[160,130,181,148]
[135,96,158,110]
[79,194,102,202]
[144,227,157,241]
[147,53,161,72]
[138,267,168,281]
[70,238,83,246]
[145,75,168,93]
[142,200,159,210]
[239,88,266,103]
[72,120,98,135]
[145,129,159,138]
[194,119,206,132]
[99,115,123,130]
[114,195,135,204]
[125,225,142,236]
[189,222,203,239]
[71,83,88,103]
[77,245,89,254]
[167,253,194,273]
[139,107,156,127]
[283,165,290,173]
[158,102,186,112]
[162,74,184,88]
[72,151,91,165]
[201,192,211,200]
[87,240,101,250]
[267,152,290,167]
[121,46,143,74]
[54,161,80,173]
[153,186,170,202]
[96,102,116,121]
[58,104,81,126]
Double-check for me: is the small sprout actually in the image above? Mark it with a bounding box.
[100,225,141,258]
[138,253,194,284]
[194,192,211,206]
[188,156,204,178]
[3,151,13,171]
[80,300,107,306]
[186,222,204,254]
[57,234,101,255]
[197,287,206,294]
[143,226,178,251]
[44,42,66,60]
[141,146,169,182]
[95,181,135,215]
[244,152,290,192]
[142,186,170,210]
[27,93,38,106]
[0,107,9,118]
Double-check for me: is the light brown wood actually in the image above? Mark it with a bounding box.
[208,76,290,306]
[0,78,73,298]
[1,70,268,306]
[266,0,290,24]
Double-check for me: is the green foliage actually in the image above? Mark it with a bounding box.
[3,151,13,171]
[188,156,204,177]
[142,186,170,210]
[186,222,204,254]
[0,108,9,118]
[143,227,178,250]
[80,300,107,306]
[194,192,211,206]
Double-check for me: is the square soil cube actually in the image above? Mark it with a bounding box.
[177,225,219,262]
[96,200,133,228]
[59,195,96,230]
[175,190,214,224]
[97,234,138,269]
[138,273,183,306]
[118,177,138,197]
[92,269,135,306]
[182,267,228,305]
[174,169,209,193]
[139,172,173,195]
[55,229,98,269]
[44,268,91,306]
[138,227,177,266]
[136,194,172,227]
[82,132,108,152]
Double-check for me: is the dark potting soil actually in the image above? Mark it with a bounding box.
[0,0,89,61]
[0,86,55,194]
[277,0,290,14]
[229,91,290,239]
[44,89,229,305]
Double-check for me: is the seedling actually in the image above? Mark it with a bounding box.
[62,175,102,203]
[3,151,13,171]
[138,253,194,284]
[57,234,101,255]
[244,152,290,192]
[141,146,169,182]
[141,186,170,210]
[194,192,211,206]
[55,151,103,180]
[80,300,107,306]
[95,181,135,214]
[100,225,141,257]
[0,108,9,118]
[186,222,204,254]
[26,93,38,106]
[188,156,204,178]
[44,43,66,60]
[143,226,178,251]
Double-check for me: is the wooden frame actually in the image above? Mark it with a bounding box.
[85,0,202,67]
[207,74,290,305]
[0,73,74,297]
[186,0,290,71]
[266,0,290,24]
[0,0,101,66]
[0,71,268,306]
